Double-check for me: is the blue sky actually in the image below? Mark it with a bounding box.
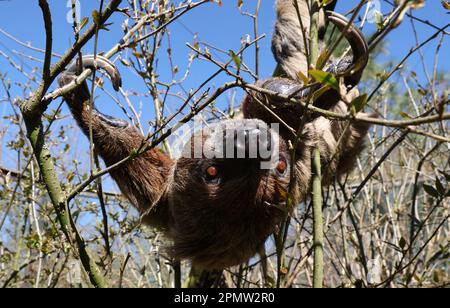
[0,1,448,92]
[0,0,448,173]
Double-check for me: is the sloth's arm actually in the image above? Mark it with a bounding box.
[272,0,340,80]
[272,0,311,79]
[306,98,373,183]
[243,81,372,188]
[59,57,173,229]
[245,0,372,188]
[272,1,368,95]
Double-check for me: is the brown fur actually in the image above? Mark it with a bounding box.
[59,0,371,269]
[59,74,174,230]
[272,0,311,80]
[242,87,373,190]
[244,0,372,193]
[167,126,290,268]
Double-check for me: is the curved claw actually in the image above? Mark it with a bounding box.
[325,11,369,86]
[66,55,122,91]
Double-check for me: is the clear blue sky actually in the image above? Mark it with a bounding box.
[0,0,448,172]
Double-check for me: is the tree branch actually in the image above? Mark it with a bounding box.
[17,0,124,288]
[38,0,52,83]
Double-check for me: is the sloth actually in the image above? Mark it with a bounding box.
[58,0,370,269]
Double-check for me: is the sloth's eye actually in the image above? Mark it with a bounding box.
[206,166,218,177]
[276,159,288,175]
[204,165,220,183]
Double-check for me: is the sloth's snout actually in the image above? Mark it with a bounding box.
[200,119,281,165]
[215,124,276,162]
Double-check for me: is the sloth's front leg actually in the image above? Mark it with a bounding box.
[302,109,372,185]
[243,81,373,195]
[59,56,174,229]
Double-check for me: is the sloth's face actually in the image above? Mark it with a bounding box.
[167,119,292,269]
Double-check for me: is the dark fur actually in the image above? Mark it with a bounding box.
[167,125,290,268]
[59,0,371,269]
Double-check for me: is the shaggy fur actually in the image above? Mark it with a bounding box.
[167,121,290,268]
[59,0,371,269]
[272,0,312,79]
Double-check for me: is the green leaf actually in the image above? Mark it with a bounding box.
[229,50,241,71]
[316,50,329,69]
[130,148,139,159]
[433,270,444,283]
[350,94,368,113]
[374,11,384,31]
[399,111,411,119]
[120,58,131,67]
[322,0,334,6]
[418,88,427,96]
[399,237,407,250]
[204,47,211,59]
[296,71,309,86]
[79,17,89,31]
[435,177,445,196]
[423,184,439,198]
[309,69,339,91]
[92,10,101,26]
[132,51,143,59]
